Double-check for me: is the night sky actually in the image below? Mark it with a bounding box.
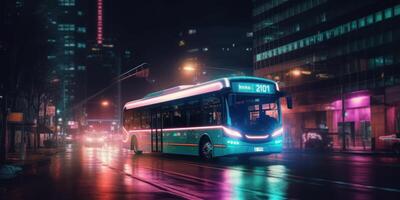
[86,0,252,100]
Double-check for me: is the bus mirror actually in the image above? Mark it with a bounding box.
[286,96,293,109]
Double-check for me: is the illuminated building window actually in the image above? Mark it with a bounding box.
[77,27,86,33]
[64,50,74,55]
[77,43,86,48]
[77,11,83,16]
[77,66,86,70]
[256,4,400,62]
[178,40,185,46]
[58,0,75,6]
[64,43,75,47]
[384,8,393,19]
[395,5,400,15]
[187,48,199,53]
[375,11,383,22]
[188,29,197,35]
[58,24,75,31]
[366,15,374,25]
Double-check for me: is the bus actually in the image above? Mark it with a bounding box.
[122,76,292,160]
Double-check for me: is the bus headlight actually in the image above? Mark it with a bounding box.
[271,128,283,138]
[223,126,242,138]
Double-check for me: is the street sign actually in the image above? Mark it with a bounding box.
[7,112,23,123]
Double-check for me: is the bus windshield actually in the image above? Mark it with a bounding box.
[228,94,280,132]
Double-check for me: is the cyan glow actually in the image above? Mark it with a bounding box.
[254,147,264,152]
[227,140,240,145]
[232,82,275,94]
[245,134,269,139]
[274,139,283,144]
[123,125,243,143]
[271,128,284,138]
[222,126,242,138]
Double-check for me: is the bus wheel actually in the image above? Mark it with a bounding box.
[237,155,250,161]
[200,138,213,160]
[131,136,142,155]
[393,143,400,155]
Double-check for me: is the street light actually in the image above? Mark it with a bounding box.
[291,69,302,77]
[182,63,197,72]
[180,61,245,83]
[101,100,110,107]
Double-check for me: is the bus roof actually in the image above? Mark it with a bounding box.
[123,76,278,110]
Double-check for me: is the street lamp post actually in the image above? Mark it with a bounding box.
[180,62,245,83]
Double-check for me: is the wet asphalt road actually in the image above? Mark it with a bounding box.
[2,144,400,200]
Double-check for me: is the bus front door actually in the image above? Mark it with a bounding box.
[151,112,163,152]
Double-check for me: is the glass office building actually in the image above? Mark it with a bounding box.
[253,0,400,151]
[47,0,88,131]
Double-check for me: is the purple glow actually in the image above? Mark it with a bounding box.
[331,95,370,110]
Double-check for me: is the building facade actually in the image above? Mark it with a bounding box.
[46,0,88,132]
[253,0,400,150]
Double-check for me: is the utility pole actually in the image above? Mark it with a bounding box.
[0,95,8,163]
[341,85,346,151]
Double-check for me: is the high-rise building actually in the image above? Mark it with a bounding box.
[253,0,400,151]
[46,0,88,131]
[84,0,122,132]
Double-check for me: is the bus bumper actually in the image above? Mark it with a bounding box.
[214,138,283,157]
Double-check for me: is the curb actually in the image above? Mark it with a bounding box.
[283,149,396,156]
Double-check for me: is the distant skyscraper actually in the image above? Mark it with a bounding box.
[85,0,121,131]
[46,0,88,131]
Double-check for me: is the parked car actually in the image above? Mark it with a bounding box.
[302,128,333,151]
[379,133,400,155]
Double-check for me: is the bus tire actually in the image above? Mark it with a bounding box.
[393,143,400,155]
[237,155,250,161]
[131,136,142,155]
[199,137,213,161]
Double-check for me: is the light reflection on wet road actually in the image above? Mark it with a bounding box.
[3,144,400,200]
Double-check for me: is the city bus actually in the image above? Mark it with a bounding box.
[122,76,292,160]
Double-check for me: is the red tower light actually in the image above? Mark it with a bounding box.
[97,0,103,45]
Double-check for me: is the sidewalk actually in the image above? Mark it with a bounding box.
[284,148,396,156]
[1,147,63,180]
[331,149,395,156]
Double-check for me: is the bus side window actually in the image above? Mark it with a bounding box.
[125,109,134,130]
[203,96,222,125]
[133,110,141,129]
[141,110,150,129]
[172,103,186,128]
[163,111,172,128]
[187,100,202,127]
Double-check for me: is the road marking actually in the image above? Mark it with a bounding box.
[104,164,203,200]
[136,164,279,199]
[182,162,400,193]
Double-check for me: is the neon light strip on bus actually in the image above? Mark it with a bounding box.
[245,134,270,139]
[125,125,243,138]
[124,82,225,109]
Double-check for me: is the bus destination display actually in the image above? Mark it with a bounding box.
[232,82,275,94]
